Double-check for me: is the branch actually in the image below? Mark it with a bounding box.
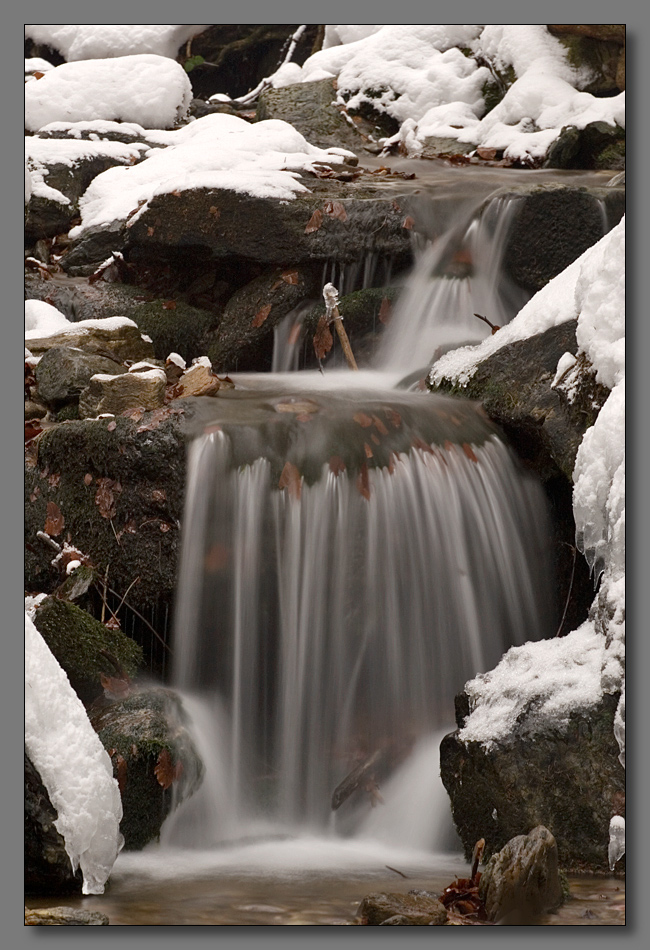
[323,283,359,371]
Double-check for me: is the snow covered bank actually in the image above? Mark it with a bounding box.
[25,613,123,894]
[25,54,193,132]
[287,25,624,164]
[24,25,206,62]
[67,114,356,238]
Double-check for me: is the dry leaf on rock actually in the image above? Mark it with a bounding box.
[44,501,64,537]
[279,461,302,500]
[252,303,272,328]
[313,314,333,360]
[95,478,121,519]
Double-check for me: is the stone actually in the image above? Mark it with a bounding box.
[25,399,48,420]
[34,346,125,406]
[78,367,166,418]
[172,360,221,397]
[478,825,563,923]
[89,687,204,850]
[31,597,143,706]
[257,79,368,151]
[25,751,83,896]
[356,892,448,926]
[25,318,156,364]
[439,691,624,872]
[420,137,475,158]
[544,122,625,170]
[25,410,188,614]
[25,906,109,925]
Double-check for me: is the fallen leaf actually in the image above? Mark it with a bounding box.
[304,208,323,234]
[281,269,299,285]
[107,420,117,432]
[122,407,145,422]
[209,206,221,218]
[412,436,434,454]
[371,433,380,445]
[152,489,166,503]
[323,200,347,222]
[383,407,402,428]
[279,461,302,500]
[100,672,130,699]
[364,442,374,458]
[462,443,478,462]
[313,314,333,360]
[25,420,43,443]
[162,300,177,310]
[402,216,415,230]
[136,406,183,432]
[329,456,346,475]
[252,303,272,328]
[114,753,127,793]
[47,473,61,489]
[84,473,93,486]
[44,501,64,537]
[353,412,373,428]
[95,478,121,519]
[154,748,183,789]
[171,189,182,197]
[378,297,392,325]
[444,439,454,451]
[476,147,497,160]
[29,487,41,502]
[147,226,155,237]
[159,522,170,532]
[372,415,389,435]
[357,462,371,500]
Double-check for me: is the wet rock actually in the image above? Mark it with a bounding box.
[501,185,625,292]
[25,410,188,612]
[420,137,475,158]
[25,317,155,364]
[430,320,609,483]
[544,122,625,171]
[31,597,143,706]
[25,399,48,420]
[440,691,624,872]
[257,79,367,151]
[25,751,83,896]
[89,687,204,850]
[78,367,166,418]
[25,906,109,925]
[62,180,419,272]
[357,892,448,926]
[207,264,318,372]
[478,825,563,923]
[34,346,125,406]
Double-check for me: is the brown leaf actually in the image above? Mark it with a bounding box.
[476,147,497,160]
[353,412,373,428]
[378,296,392,325]
[47,473,61,489]
[114,753,127,793]
[107,420,117,432]
[323,200,347,222]
[357,462,371,500]
[313,314,333,360]
[304,208,323,234]
[462,443,478,463]
[29,487,41,503]
[371,433,380,446]
[122,407,145,422]
[383,407,402,428]
[444,439,454,452]
[412,436,434,454]
[95,478,121,519]
[209,206,221,218]
[152,489,167,503]
[25,420,43,443]
[329,456,346,475]
[159,522,171,532]
[402,216,415,230]
[281,269,299,285]
[44,501,64,537]
[162,300,177,310]
[171,189,182,197]
[364,442,374,458]
[372,415,388,435]
[279,461,302,500]
[154,748,183,790]
[84,473,93,486]
[100,672,130,699]
[147,226,155,237]
[252,303,272,328]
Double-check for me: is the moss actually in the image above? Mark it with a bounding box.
[32,598,143,704]
[594,139,625,170]
[130,298,215,363]
[557,36,619,95]
[482,80,505,115]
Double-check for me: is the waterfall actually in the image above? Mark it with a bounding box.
[166,387,554,847]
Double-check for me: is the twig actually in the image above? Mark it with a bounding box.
[555,544,578,637]
[36,531,61,553]
[96,576,173,655]
[114,576,141,615]
[323,283,358,371]
[473,312,500,334]
[385,865,409,879]
[100,565,109,623]
[235,26,307,105]
[471,838,485,881]
[109,518,121,547]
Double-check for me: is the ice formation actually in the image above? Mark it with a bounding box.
[25,613,123,894]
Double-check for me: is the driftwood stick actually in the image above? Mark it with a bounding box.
[331,749,383,810]
[323,282,359,371]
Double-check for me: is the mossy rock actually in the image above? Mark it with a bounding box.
[89,688,204,850]
[557,35,620,95]
[544,122,625,171]
[128,297,216,363]
[31,597,143,705]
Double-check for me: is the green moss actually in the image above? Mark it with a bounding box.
[594,139,625,170]
[130,299,215,362]
[54,403,80,422]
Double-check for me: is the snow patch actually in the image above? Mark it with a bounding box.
[25,25,207,62]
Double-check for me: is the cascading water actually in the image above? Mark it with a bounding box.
[163,385,554,851]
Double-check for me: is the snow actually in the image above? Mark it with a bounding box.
[68,114,356,238]
[25,613,123,894]
[25,164,32,204]
[24,54,193,132]
[25,301,139,342]
[167,352,186,369]
[458,622,606,747]
[37,118,152,141]
[25,25,206,62]
[291,25,624,163]
[25,57,55,80]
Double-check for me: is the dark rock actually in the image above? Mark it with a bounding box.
[430,320,609,482]
[25,410,188,613]
[544,122,625,171]
[257,79,367,151]
[357,892,447,926]
[62,180,420,272]
[31,598,143,706]
[207,264,318,371]
[25,751,83,896]
[78,367,166,418]
[478,825,563,923]
[34,346,125,406]
[25,906,109,925]
[552,33,622,96]
[439,691,624,872]
[501,185,625,292]
[547,24,625,44]
[89,688,204,850]
[189,98,240,119]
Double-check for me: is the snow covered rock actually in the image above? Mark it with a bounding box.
[25,309,155,364]
[25,613,124,894]
[78,366,167,419]
[25,25,206,62]
[34,347,125,407]
[25,54,193,132]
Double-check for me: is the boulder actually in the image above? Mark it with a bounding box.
[356,892,447,926]
[89,688,204,850]
[257,79,368,151]
[544,122,625,170]
[25,409,188,613]
[478,826,563,923]
[25,317,155,364]
[78,367,167,418]
[34,346,125,406]
[440,691,624,872]
[31,597,143,706]
[25,751,83,896]
[25,906,109,925]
